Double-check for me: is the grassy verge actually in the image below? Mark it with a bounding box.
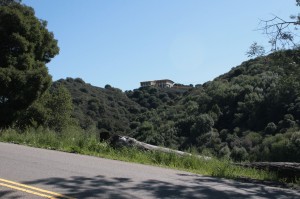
[0,127,281,183]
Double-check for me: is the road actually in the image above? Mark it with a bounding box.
[0,142,299,199]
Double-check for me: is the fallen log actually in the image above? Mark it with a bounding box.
[110,135,211,160]
[235,162,300,180]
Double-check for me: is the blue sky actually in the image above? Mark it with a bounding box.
[23,0,298,91]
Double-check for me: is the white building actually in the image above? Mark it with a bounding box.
[140,79,174,88]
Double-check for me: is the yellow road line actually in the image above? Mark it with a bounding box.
[0,178,75,199]
[0,182,55,198]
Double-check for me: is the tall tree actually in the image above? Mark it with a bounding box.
[18,84,74,132]
[0,1,59,126]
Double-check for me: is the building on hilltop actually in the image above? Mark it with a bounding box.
[140,79,194,90]
[140,79,174,88]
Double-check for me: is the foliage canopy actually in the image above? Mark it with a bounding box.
[0,1,59,126]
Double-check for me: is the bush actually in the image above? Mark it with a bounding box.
[230,146,248,162]
[265,122,277,135]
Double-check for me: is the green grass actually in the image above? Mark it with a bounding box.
[0,127,280,183]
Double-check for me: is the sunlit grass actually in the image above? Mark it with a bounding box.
[0,127,279,182]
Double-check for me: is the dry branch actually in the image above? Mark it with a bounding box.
[110,135,211,160]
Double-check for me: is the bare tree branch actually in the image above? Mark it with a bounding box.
[258,13,300,51]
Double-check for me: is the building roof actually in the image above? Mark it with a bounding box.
[140,79,174,83]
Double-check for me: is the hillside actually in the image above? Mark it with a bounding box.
[54,49,300,162]
[53,78,144,137]
[125,50,300,162]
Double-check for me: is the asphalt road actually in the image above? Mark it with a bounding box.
[0,142,299,199]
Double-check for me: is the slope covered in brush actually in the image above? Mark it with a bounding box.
[53,78,143,136]
[127,50,300,162]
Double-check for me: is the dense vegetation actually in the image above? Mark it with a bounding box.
[1,0,299,169]
[20,49,298,163]
[0,0,59,126]
[3,49,300,164]
[53,78,144,136]
[124,50,300,162]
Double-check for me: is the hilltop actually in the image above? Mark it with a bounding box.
[51,49,300,162]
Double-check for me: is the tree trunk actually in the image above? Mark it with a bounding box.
[110,135,211,160]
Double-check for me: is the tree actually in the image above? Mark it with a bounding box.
[190,114,214,137]
[246,42,265,58]
[17,85,74,132]
[230,146,248,162]
[0,1,59,126]
[46,85,74,131]
[134,121,162,145]
[258,0,300,51]
[0,0,21,6]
